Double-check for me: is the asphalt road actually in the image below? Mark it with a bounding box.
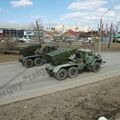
[0,52,120,105]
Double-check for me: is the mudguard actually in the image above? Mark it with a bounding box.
[53,62,77,74]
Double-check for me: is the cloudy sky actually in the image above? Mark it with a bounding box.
[0,0,120,28]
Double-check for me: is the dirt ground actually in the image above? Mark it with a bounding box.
[0,54,20,63]
[0,76,120,120]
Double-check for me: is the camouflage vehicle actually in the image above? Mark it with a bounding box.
[19,44,57,67]
[46,48,105,80]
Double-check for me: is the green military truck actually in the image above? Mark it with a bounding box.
[46,48,105,80]
[19,44,57,67]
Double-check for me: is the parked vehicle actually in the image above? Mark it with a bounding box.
[113,34,120,43]
[77,38,85,42]
[46,48,105,80]
[18,37,31,43]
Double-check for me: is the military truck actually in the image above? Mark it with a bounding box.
[19,44,57,67]
[46,48,105,80]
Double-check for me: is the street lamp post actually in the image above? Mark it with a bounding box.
[99,8,111,53]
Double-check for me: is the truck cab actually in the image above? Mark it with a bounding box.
[76,49,94,65]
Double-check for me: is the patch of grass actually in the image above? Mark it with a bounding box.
[0,54,20,63]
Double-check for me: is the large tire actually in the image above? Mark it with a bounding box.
[24,59,34,68]
[34,57,44,66]
[92,62,101,72]
[68,67,78,78]
[55,69,67,81]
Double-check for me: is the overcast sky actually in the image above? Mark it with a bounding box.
[0,0,120,28]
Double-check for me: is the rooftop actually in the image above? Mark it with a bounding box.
[0,23,30,30]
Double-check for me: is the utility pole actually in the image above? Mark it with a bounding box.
[108,23,113,48]
[99,8,111,53]
[99,18,102,53]
[105,23,108,46]
[36,19,41,44]
[116,21,120,33]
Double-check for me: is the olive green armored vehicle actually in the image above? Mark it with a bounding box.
[46,48,105,80]
[19,44,57,67]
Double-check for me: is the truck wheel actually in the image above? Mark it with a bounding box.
[34,57,44,66]
[68,67,78,78]
[24,59,34,68]
[92,62,101,72]
[55,69,67,81]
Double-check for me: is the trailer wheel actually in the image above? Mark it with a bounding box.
[24,59,34,68]
[92,62,101,72]
[55,69,67,81]
[68,67,78,78]
[34,57,44,66]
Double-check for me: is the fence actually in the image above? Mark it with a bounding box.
[0,42,120,54]
[58,42,120,52]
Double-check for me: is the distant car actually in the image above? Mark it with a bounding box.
[0,39,5,42]
[85,37,94,43]
[77,38,85,42]
[18,37,31,43]
[64,39,74,43]
[116,38,120,43]
[113,38,120,43]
